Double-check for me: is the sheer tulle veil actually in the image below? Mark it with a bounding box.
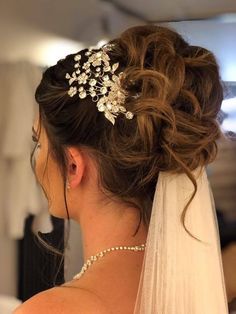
[133,166,228,313]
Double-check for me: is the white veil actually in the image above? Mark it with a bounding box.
[134,166,228,313]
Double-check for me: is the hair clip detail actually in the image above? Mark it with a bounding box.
[65,48,134,125]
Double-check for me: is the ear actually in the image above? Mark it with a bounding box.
[66,147,85,189]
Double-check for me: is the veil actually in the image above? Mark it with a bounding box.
[134,166,228,313]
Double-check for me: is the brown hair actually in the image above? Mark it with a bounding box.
[32,24,225,283]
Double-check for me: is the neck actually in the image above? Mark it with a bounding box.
[78,205,148,262]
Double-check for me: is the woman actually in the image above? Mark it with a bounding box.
[15,25,228,313]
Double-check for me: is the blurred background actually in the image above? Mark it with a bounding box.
[0,1,235,313]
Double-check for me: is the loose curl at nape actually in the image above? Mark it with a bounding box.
[32,24,226,271]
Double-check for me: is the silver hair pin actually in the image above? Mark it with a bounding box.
[65,46,134,125]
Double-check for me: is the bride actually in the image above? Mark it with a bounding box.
[14,25,228,313]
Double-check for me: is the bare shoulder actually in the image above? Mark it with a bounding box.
[13,284,112,314]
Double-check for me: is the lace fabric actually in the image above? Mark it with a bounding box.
[134,166,228,313]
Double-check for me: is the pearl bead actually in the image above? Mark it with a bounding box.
[79,91,86,99]
[74,55,81,61]
[125,111,134,119]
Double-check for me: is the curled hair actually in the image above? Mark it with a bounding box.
[31,25,226,282]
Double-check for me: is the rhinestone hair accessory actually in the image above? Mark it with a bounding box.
[65,46,134,125]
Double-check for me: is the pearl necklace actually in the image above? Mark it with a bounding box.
[73,243,146,280]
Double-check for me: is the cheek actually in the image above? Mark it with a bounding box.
[46,158,68,218]
[36,150,67,217]
[34,145,47,186]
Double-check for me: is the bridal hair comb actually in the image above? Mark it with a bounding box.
[65,46,134,125]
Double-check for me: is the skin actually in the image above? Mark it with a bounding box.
[14,112,148,313]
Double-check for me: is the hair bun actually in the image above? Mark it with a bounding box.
[110,25,224,175]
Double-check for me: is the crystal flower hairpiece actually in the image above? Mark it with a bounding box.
[65,46,134,125]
